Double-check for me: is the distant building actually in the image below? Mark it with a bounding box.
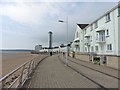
[35,45,42,52]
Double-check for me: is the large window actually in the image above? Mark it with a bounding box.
[107,44,112,51]
[106,13,111,22]
[95,46,99,51]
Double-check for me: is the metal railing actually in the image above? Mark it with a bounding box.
[0,54,47,89]
[96,35,106,43]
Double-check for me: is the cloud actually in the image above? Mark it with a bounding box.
[0,1,119,49]
[0,2,60,26]
[0,0,120,2]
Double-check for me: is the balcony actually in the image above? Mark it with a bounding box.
[84,39,91,46]
[74,41,79,46]
[84,33,91,46]
[96,27,105,32]
[74,38,79,42]
[84,33,90,38]
[96,35,106,43]
[74,37,80,46]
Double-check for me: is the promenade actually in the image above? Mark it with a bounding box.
[26,54,119,89]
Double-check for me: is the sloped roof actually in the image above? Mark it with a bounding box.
[77,24,89,29]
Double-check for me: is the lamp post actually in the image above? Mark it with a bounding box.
[58,16,68,65]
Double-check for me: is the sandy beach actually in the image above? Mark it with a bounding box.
[1,52,38,78]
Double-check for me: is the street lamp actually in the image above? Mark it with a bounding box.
[58,16,68,65]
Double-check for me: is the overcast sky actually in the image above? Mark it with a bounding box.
[0,0,119,50]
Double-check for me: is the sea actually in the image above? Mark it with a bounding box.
[0,50,32,60]
[0,50,32,53]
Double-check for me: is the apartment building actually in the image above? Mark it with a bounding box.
[72,4,120,69]
[35,45,42,52]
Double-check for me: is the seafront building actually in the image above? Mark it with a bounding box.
[35,45,42,52]
[71,4,120,69]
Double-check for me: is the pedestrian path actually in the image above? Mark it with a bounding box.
[67,56,119,79]
[61,56,118,88]
[29,55,99,88]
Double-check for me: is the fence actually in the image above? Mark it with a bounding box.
[0,54,47,89]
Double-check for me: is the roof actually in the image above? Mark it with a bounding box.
[77,24,89,29]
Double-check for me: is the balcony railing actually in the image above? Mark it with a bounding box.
[84,39,91,46]
[74,41,79,46]
[96,35,106,43]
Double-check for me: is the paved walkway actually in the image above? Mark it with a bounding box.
[29,55,99,88]
[28,54,119,88]
[63,56,119,88]
[67,56,119,78]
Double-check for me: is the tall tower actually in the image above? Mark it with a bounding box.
[48,31,52,50]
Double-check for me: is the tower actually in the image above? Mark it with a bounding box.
[48,31,52,55]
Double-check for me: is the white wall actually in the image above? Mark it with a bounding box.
[118,15,120,56]
[83,7,119,56]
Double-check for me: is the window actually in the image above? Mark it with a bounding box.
[90,36,92,42]
[95,46,99,51]
[76,32,79,38]
[84,29,86,34]
[91,46,94,52]
[85,47,87,52]
[110,44,112,50]
[106,13,111,22]
[107,44,112,51]
[106,29,109,36]
[90,24,93,31]
[96,33,99,40]
[118,6,120,16]
[94,21,98,29]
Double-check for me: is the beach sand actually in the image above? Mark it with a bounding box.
[1,53,38,78]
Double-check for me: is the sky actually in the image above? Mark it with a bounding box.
[0,0,119,50]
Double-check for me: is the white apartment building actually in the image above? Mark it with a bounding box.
[72,4,120,69]
[35,45,42,52]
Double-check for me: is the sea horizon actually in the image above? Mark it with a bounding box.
[0,49,33,53]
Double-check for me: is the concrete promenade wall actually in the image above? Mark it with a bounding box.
[75,53,90,62]
[69,52,89,62]
[106,56,119,70]
[69,52,119,70]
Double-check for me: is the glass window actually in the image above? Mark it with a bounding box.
[110,44,112,50]
[91,46,94,52]
[91,24,93,31]
[106,29,109,36]
[118,6,120,16]
[90,36,92,42]
[85,47,87,52]
[94,21,98,29]
[106,13,110,22]
[96,33,99,40]
[107,44,109,50]
[84,29,86,34]
[76,32,79,38]
[95,46,99,51]
[107,44,112,51]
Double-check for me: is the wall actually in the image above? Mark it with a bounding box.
[106,56,119,70]
[75,53,90,62]
[118,13,120,56]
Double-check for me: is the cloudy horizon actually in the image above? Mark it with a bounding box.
[0,0,119,50]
